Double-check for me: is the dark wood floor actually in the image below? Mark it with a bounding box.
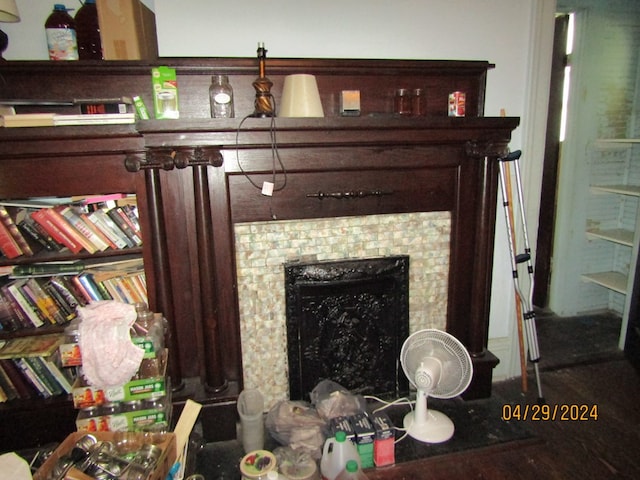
[367,313,640,480]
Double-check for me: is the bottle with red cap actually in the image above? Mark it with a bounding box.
[45,4,78,60]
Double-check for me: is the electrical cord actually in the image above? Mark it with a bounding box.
[234,95,288,195]
[364,394,413,443]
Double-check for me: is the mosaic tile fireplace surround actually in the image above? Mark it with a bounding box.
[235,212,451,409]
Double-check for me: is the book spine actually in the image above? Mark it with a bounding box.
[107,207,142,246]
[26,278,68,325]
[13,358,50,397]
[41,353,74,394]
[80,212,116,250]
[80,102,130,114]
[16,214,63,252]
[7,281,45,328]
[107,207,142,247]
[0,359,34,399]
[0,283,22,332]
[87,210,130,249]
[20,280,56,325]
[73,274,104,303]
[30,209,82,254]
[50,207,98,254]
[0,283,32,330]
[49,276,86,309]
[0,362,19,401]
[58,206,109,252]
[22,356,63,396]
[0,206,33,256]
[41,279,77,320]
[0,217,22,259]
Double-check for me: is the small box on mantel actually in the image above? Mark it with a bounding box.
[96,0,158,60]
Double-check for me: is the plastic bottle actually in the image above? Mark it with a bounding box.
[209,74,235,118]
[45,4,79,60]
[320,431,360,480]
[335,460,369,480]
[75,0,103,59]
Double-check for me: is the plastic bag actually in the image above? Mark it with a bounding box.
[310,380,366,421]
[265,401,325,459]
[273,446,319,479]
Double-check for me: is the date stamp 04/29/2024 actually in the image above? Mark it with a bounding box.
[501,403,599,422]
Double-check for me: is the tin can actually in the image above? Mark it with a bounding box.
[448,91,466,117]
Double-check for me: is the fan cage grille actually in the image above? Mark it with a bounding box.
[401,329,473,398]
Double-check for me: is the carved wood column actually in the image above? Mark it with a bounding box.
[174,147,229,393]
[125,152,184,391]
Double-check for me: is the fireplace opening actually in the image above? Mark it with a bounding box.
[285,255,410,401]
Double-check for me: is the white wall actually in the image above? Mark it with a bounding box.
[2,0,556,380]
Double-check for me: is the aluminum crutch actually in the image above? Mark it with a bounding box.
[498,150,544,403]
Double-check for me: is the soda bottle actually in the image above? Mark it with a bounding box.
[75,0,103,59]
[45,4,78,60]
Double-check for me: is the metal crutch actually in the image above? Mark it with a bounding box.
[498,150,544,403]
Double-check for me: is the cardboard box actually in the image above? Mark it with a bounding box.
[33,431,176,480]
[151,66,179,119]
[96,0,158,60]
[76,402,170,432]
[370,411,395,467]
[72,350,168,408]
[351,413,375,469]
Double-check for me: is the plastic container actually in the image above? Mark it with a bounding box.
[335,460,369,480]
[239,450,276,479]
[209,74,235,118]
[75,0,102,59]
[237,388,265,453]
[45,4,78,60]
[320,431,360,480]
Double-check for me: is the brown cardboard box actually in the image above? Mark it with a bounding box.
[96,0,158,60]
[33,431,176,480]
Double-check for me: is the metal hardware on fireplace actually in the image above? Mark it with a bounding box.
[306,189,394,199]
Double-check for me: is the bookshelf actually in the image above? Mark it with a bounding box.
[0,123,148,451]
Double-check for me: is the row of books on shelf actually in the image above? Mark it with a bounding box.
[0,258,147,332]
[0,333,76,402]
[0,194,142,260]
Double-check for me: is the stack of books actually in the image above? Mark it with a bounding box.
[0,333,77,402]
[0,97,138,128]
[0,194,142,260]
[0,257,147,333]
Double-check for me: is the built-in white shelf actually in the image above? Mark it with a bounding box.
[590,184,640,196]
[586,227,635,246]
[581,271,628,295]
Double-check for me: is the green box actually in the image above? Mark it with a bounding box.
[151,66,179,119]
[351,413,375,469]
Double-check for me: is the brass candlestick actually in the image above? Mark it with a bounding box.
[251,42,275,117]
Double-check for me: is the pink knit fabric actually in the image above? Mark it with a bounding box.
[78,301,144,388]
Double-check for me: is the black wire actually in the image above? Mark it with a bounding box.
[234,94,287,193]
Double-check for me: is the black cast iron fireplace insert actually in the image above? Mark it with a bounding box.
[285,255,410,401]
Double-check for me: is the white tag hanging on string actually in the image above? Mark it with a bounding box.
[262,181,274,196]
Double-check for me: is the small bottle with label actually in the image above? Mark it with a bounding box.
[45,4,79,61]
[209,74,235,118]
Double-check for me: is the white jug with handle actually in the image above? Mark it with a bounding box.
[320,431,360,480]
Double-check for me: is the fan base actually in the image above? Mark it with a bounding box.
[403,409,455,443]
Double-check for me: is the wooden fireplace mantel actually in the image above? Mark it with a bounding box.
[0,59,519,447]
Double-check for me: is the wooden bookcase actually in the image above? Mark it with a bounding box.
[0,59,518,452]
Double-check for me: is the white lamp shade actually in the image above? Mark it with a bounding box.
[279,74,324,118]
[0,0,19,22]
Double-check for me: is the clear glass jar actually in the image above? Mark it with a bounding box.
[209,74,235,118]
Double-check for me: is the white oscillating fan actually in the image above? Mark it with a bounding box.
[400,329,473,443]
